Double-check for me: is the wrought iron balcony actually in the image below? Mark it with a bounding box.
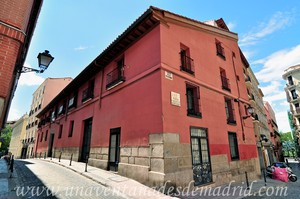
[180,53,194,74]
[82,87,94,102]
[221,75,231,91]
[106,67,125,89]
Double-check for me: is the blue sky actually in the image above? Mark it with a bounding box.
[8,0,300,132]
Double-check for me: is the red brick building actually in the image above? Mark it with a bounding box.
[264,101,281,162]
[0,0,43,131]
[36,7,260,187]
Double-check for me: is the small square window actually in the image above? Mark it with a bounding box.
[228,132,239,160]
[58,125,63,139]
[216,40,226,59]
[186,84,201,117]
[68,121,74,137]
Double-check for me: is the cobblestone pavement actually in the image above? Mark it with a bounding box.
[3,159,128,199]
[244,162,300,199]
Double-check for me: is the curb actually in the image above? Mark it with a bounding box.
[41,158,109,187]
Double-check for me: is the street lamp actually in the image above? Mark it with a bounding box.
[20,50,54,73]
[242,106,254,119]
[260,134,269,186]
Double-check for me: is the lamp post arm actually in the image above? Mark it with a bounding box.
[20,66,42,73]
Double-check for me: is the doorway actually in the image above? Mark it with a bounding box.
[48,133,55,157]
[108,127,121,172]
[190,127,212,186]
[80,118,93,162]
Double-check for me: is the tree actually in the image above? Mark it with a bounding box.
[282,141,296,157]
[0,125,12,155]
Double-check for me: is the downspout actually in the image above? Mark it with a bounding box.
[94,60,103,109]
[231,52,246,141]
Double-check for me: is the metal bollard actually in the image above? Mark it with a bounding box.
[39,152,42,159]
[59,152,62,162]
[245,171,250,190]
[9,155,14,178]
[262,169,267,186]
[44,152,46,159]
[69,154,73,166]
[85,155,89,172]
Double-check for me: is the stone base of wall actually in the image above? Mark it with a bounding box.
[52,147,80,161]
[211,154,260,186]
[43,133,260,191]
[89,158,108,169]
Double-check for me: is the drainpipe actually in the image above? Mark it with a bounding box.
[231,52,246,141]
[94,60,103,109]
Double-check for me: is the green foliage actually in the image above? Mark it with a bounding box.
[280,132,293,142]
[0,125,12,154]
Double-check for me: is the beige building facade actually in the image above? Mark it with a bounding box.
[244,60,273,169]
[9,114,28,158]
[23,77,72,158]
[283,64,300,146]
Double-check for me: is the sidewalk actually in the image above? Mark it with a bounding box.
[0,159,9,195]
[40,157,174,199]
[0,158,18,198]
[40,157,288,199]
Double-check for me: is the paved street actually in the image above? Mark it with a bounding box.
[244,163,300,199]
[8,159,128,199]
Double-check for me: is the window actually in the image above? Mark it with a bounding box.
[220,68,230,91]
[180,47,194,74]
[228,132,239,160]
[216,39,225,59]
[291,89,298,100]
[57,103,65,115]
[68,120,74,137]
[186,84,201,117]
[45,130,48,141]
[82,80,94,102]
[40,132,43,142]
[68,94,77,109]
[225,98,236,124]
[58,125,63,139]
[51,109,56,122]
[106,58,125,89]
[288,76,294,86]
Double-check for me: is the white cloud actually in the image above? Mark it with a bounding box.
[7,107,23,121]
[227,22,236,31]
[276,111,292,133]
[74,45,88,51]
[260,81,282,96]
[263,91,286,103]
[19,72,45,86]
[239,11,294,47]
[254,44,300,83]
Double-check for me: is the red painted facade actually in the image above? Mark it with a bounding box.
[36,7,259,187]
[0,0,43,130]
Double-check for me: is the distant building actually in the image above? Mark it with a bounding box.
[36,7,260,188]
[244,65,273,168]
[283,64,300,146]
[264,102,281,162]
[9,114,28,158]
[0,0,43,133]
[22,77,72,158]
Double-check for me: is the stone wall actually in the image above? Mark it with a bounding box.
[43,133,260,190]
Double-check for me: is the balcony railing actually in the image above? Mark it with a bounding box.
[221,75,231,91]
[245,75,251,82]
[180,52,194,74]
[226,109,236,124]
[82,87,94,102]
[106,67,125,89]
[216,43,225,59]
